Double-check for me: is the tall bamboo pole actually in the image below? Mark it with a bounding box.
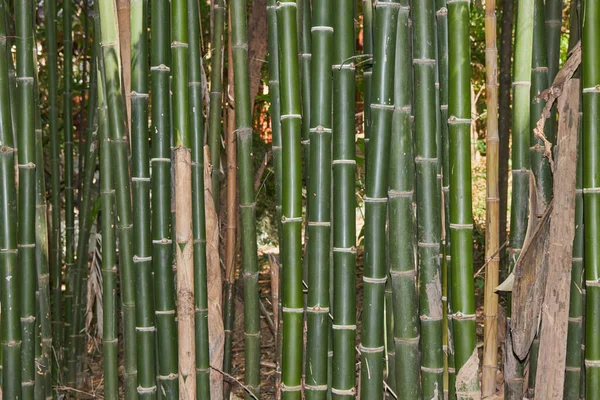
[149,0,178,394]
[413,0,444,396]
[447,0,480,396]
[0,0,22,396]
[232,0,261,395]
[304,0,333,396]
[361,0,399,397]
[363,0,373,160]
[506,0,534,397]
[564,4,584,398]
[171,0,196,393]
[208,0,225,209]
[299,0,311,178]
[277,1,303,398]
[97,0,139,395]
[388,2,420,398]
[44,0,62,375]
[15,0,37,394]
[187,0,211,395]
[130,0,156,393]
[543,0,562,147]
[482,0,500,395]
[583,0,600,397]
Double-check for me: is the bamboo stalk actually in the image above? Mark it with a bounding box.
[0,0,22,396]
[97,0,139,395]
[362,0,373,161]
[361,0,400,397]
[505,0,534,397]
[447,0,480,396]
[543,0,562,147]
[304,0,333,396]
[482,0,500,396]
[277,1,304,398]
[187,0,211,395]
[583,0,600,397]
[130,0,156,393]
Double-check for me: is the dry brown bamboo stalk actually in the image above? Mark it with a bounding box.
[482,0,500,395]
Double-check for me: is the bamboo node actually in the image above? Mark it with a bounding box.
[447,116,471,125]
[374,1,404,8]
[300,53,312,59]
[17,162,35,169]
[585,279,600,287]
[281,216,302,223]
[0,145,15,153]
[565,366,581,372]
[281,113,302,120]
[311,26,334,33]
[135,326,156,332]
[331,387,356,395]
[137,386,157,394]
[363,276,387,284]
[415,156,438,163]
[359,344,384,353]
[451,312,476,320]
[390,269,415,277]
[308,221,330,227]
[364,196,387,203]
[394,335,420,344]
[305,384,328,391]
[512,80,531,87]
[307,306,330,313]
[395,105,411,113]
[20,316,36,323]
[332,159,356,165]
[370,103,395,110]
[282,307,304,313]
[582,85,600,93]
[281,383,302,392]
[421,366,445,373]
[150,64,171,72]
[417,242,440,248]
[152,238,173,244]
[450,223,473,229]
[582,187,600,194]
[310,125,332,133]
[157,373,179,380]
[436,7,448,16]
[171,41,189,48]
[332,246,357,253]
[332,324,356,330]
[413,58,436,65]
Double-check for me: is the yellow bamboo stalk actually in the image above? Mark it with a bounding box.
[482,0,500,396]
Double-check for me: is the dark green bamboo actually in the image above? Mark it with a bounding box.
[564,3,584,397]
[187,0,211,396]
[208,0,225,209]
[97,0,138,395]
[544,0,562,147]
[384,283,396,394]
[413,0,444,396]
[63,0,75,368]
[361,0,399,397]
[583,0,600,396]
[448,0,479,396]
[506,0,534,398]
[150,0,178,393]
[130,0,157,394]
[363,0,373,160]
[15,0,37,393]
[0,0,21,396]
[304,0,333,397]
[331,1,357,397]
[277,2,303,398]
[44,0,62,376]
[232,0,261,396]
[299,0,311,178]
[388,3,420,399]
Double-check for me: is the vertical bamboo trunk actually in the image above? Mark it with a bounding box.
[304,0,333,397]
[388,2,420,398]
[0,0,21,396]
[299,0,311,180]
[171,0,196,394]
[97,0,139,395]
[78,4,90,186]
[267,0,283,395]
[543,0,562,146]
[413,0,444,396]
[44,0,62,376]
[482,0,500,396]
[222,14,237,399]
[447,0,480,397]
[506,0,534,398]
[363,0,373,162]
[361,0,399,397]
[187,0,211,395]
[15,0,37,394]
[564,3,584,398]
[149,0,178,394]
[130,0,157,394]
[583,0,600,397]
[277,2,303,398]
[232,0,261,396]
[208,0,225,209]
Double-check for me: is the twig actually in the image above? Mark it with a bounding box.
[474,240,509,279]
[210,366,260,400]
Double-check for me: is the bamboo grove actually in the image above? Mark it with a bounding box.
[0,0,598,398]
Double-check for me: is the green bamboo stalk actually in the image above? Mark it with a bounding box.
[363,0,373,161]
[149,0,178,394]
[0,0,21,396]
[277,1,304,398]
[171,0,196,393]
[388,3,420,399]
[331,1,357,397]
[384,283,396,395]
[413,0,444,396]
[564,3,583,397]
[267,0,284,396]
[583,0,600,397]
[63,0,75,368]
[543,0,562,147]
[208,0,225,210]
[232,0,261,396]
[299,0,311,177]
[97,0,139,395]
[15,0,37,393]
[187,0,211,396]
[44,0,62,377]
[447,0,480,397]
[130,0,157,394]
[361,0,399,397]
[506,0,534,398]
[304,0,333,397]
